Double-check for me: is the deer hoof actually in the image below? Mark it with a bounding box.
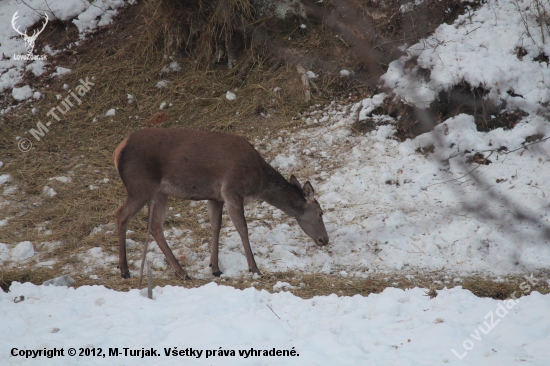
[249,268,262,276]
[121,272,130,279]
[212,270,223,277]
[176,272,192,281]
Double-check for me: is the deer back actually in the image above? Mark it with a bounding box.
[114,128,266,201]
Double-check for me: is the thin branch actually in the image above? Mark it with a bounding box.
[423,152,494,190]
[266,304,281,319]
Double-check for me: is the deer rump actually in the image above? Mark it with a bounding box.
[114,128,328,280]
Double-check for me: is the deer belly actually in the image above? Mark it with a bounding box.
[160,179,221,201]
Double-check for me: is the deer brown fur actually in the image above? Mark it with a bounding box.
[114,128,329,279]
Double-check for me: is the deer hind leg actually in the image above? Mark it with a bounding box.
[149,193,191,280]
[225,196,261,276]
[207,200,224,277]
[117,195,150,278]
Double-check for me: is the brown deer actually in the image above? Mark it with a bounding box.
[114,128,329,279]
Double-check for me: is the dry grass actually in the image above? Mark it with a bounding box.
[3,266,549,301]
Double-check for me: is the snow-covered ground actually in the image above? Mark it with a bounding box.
[78,93,550,279]
[1,281,549,365]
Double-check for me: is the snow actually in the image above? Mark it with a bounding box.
[0,174,10,184]
[48,176,72,183]
[271,153,297,170]
[51,67,71,78]
[161,61,181,73]
[226,91,237,101]
[41,186,57,198]
[105,108,116,116]
[9,241,34,261]
[273,281,296,291]
[1,282,549,365]
[26,60,48,76]
[0,243,9,261]
[306,70,318,79]
[156,80,169,88]
[11,85,33,101]
[340,69,351,77]
[381,0,550,113]
[42,275,75,287]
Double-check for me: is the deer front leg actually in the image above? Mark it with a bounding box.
[207,200,224,277]
[225,197,261,276]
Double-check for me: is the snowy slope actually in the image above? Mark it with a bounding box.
[1,282,549,365]
[3,94,550,278]
[205,96,550,278]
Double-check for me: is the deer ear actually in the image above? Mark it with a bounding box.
[290,175,301,190]
[303,181,315,202]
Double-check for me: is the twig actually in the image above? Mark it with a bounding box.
[503,136,550,154]
[374,37,415,50]
[147,259,153,299]
[335,35,350,48]
[411,242,425,254]
[13,296,25,303]
[464,26,482,36]
[266,304,281,319]
[423,152,493,189]
[17,0,43,17]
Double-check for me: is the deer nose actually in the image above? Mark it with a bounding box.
[317,237,329,246]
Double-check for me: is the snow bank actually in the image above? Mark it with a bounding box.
[382,0,550,113]
[1,282,549,365]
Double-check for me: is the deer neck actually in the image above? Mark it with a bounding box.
[259,164,305,218]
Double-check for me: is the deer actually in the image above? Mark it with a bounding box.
[11,11,49,56]
[113,128,329,280]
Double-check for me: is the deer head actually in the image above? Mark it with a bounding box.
[289,175,329,247]
[12,11,49,56]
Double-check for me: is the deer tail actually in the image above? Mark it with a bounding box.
[113,136,129,173]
